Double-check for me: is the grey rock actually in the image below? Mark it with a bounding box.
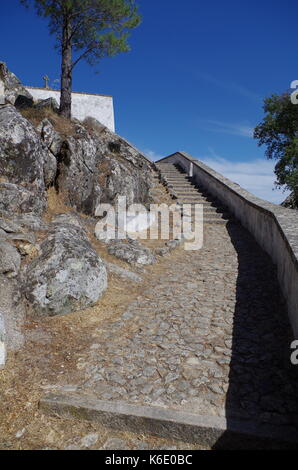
[155,239,181,257]
[108,239,156,266]
[52,213,83,229]
[0,105,48,214]
[0,276,25,352]
[23,220,107,316]
[15,428,26,439]
[0,61,33,106]
[10,214,47,232]
[43,151,57,187]
[80,433,99,448]
[102,438,128,450]
[35,97,59,112]
[0,216,43,235]
[0,183,46,216]
[155,247,170,257]
[0,218,23,233]
[54,118,154,216]
[37,118,63,157]
[6,232,36,244]
[54,124,102,215]
[0,241,21,278]
[165,239,181,250]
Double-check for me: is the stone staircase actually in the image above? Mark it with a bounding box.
[156,162,231,224]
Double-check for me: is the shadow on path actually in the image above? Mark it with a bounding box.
[213,221,298,449]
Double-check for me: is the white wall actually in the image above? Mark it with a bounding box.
[26,87,115,132]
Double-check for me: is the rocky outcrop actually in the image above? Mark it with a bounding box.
[281,192,298,210]
[0,61,33,106]
[54,124,102,215]
[23,216,107,316]
[0,105,49,215]
[85,117,153,207]
[41,118,154,216]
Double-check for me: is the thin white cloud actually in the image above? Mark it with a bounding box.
[198,119,254,138]
[142,149,163,161]
[196,72,261,102]
[199,153,290,204]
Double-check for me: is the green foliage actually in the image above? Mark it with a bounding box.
[254,93,298,203]
[21,0,141,69]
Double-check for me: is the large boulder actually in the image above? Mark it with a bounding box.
[0,61,33,106]
[0,105,49,214]
[23,217,107,316]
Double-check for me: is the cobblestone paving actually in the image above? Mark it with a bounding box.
[74,222,298,431]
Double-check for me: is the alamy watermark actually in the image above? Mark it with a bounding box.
[290,340,298,365]
[290,80,298,104]
[94,196,204,251]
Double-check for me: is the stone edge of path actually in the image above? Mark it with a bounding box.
[39,393,298,449]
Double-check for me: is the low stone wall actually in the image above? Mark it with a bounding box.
[157,152,298,338]
[26,87,115,132]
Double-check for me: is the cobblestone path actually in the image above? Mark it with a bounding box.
[74,221,298,432]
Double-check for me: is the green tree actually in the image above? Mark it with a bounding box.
[254,93,298,205]
[21,0,141,118]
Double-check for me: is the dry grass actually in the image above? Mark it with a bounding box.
[42,187,74,223]
[20,107,76,137]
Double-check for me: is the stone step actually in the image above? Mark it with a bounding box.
[169,183,198,188]
[165,177,191,182]
[163,171,188,175]
[204,219,228,225]
[177,198,211,203]
[168,186,198,191]
[183,210,228,219]
[156,164,177,167]
[173,192,207,200]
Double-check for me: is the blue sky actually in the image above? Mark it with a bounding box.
[1,0,296,203]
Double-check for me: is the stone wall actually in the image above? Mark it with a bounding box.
[157,152,298,338]
[26,87,115,132]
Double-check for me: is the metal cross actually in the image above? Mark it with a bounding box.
[43,75,50,89]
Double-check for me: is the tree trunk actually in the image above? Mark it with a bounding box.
[60,17,72,119]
